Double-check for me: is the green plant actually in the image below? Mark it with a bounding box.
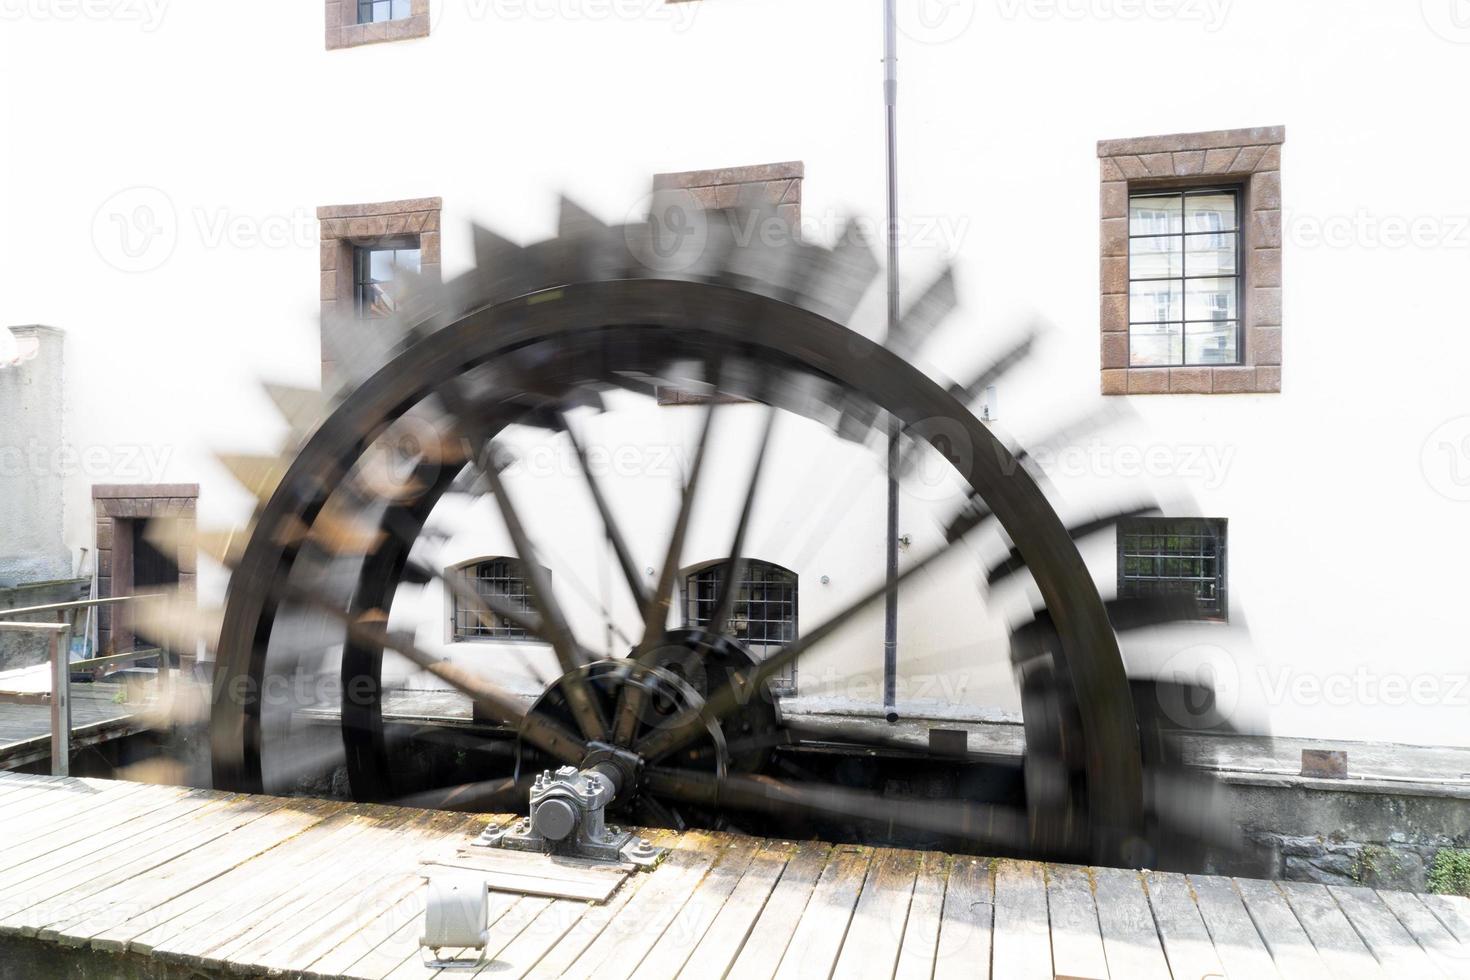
[1429,848,1470,897]
[1352,844,1385,884]
[112,689,128,705]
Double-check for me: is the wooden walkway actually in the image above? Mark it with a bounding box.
[0,683,143,770]
[1,772,1468,979]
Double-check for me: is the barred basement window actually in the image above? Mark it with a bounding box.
[358,0,411,23]
[1117,517,1227,620]
[451,558,543,641]
[1128,188,1242,367]
[685,560,798,694]
[354,240,420,318]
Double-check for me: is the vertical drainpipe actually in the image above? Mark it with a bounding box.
[882,0,901,724]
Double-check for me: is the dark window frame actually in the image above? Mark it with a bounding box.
[450,557,546,642]
[1126,186,1244,368]
[354,237,421,319]
[1116,516,1228,621]
[684,559,798,694]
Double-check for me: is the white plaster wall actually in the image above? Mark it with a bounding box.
[1,0,1467,745]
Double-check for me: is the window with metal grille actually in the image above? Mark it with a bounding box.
[354,240,420,318]
[358,0,411,24]
[1127,188,1242,367]
[1117,517,1227,620]
[684,560,798,693]
[451,558,544,641]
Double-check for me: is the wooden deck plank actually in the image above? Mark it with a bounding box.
[677,840,795,980]
[515,867,661,979]
[1143,871,1225,980]
[169,807,444,967]
[25,794,277,941]
[1376,889,1470,979]
[770,844,873,980]
[296,814,517,978]
[0,789,230,932]
[552,831,723,980]
[87,796,347,953]
[0,781,185,867]
[1231,877,1332,980]
[1329,884,1449,978]
[1090,867,1171,980]
[221,810,466,972]
[137,804,395,959]
[323,891,435,980]
[724,841,832,980]
[5,774,1466,980]
[893,852,949,980]
[932,855,993,980]
[990,859,1052,980]
[1186,875,1282,980]
[1278,881,1388,980]
[1046,865,1108,980]
[1423,893,1470,945]
[831,847,922,980]
[266,814,488,976]
[49,796,334,948]
[606,836,764,980]
[0,779,151,835]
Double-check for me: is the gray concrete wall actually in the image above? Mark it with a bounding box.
[0,325,70,587]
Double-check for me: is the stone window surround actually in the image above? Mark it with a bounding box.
[650,161,803,405]
[93,484,197,657]
[318,197,442,381]
[1099,126,1284,395]
[326,0,430,50]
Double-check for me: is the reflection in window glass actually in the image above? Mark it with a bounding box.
[1127,189,1241,367]
[354,242,420,319]
[358,0,411,24]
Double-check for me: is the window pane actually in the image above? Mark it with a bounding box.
[1129,323,1182,366]
[1184,277,1237,321]
[1185,193,1237,233]
[395,247,421,274]
[368,249,396,282]
[391,0,410,18]
[357,0,373,23]
[1185,321,1239,365]
[1129,279,1181,323]
[1184,232,1237,276]
[1129,235,1181,280]
[1129,195,1181,236]
[373,0,390,22]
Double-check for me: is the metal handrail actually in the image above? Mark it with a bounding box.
[0,593,166,776]
[0,593,163,618]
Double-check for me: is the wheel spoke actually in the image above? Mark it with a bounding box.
[708,406,777,636]
[560,409,649,610]
[643,767,1030,850]
[479,442,609,742]
[611,392,718,744]
[635,530,974,761]
[273,578,587,766]
[636,393,718,653]
[393,776,527,812]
